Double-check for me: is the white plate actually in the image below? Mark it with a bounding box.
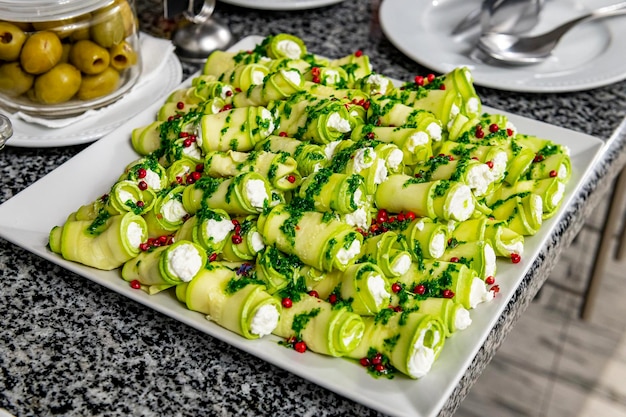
[220,0,345,10]
[380,0,626,92]
[0,36,605,417]
[4,52,182,148]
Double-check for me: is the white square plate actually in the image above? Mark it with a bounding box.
[0,36,604,417]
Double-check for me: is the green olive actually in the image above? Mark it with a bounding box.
[109,40,137,71]
[69,39,110,74]
[77,66,120,100]
[2,20,33,31]
[0,21,27,61]
[90,6,125,48]
[33,63,81,104]
[20,31,63,75]
[33,18,79,39]
[113,0,138,37]
[0,62,34,97]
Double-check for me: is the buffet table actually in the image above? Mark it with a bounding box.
[1,1,625,416]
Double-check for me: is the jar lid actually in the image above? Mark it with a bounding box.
[0,0,115,22]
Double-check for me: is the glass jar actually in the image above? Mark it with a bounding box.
[0,0,142,118]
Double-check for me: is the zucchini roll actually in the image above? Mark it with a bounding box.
[272,292,365,357]
[232,68,304,108]
[395,260,493,310]
[351,125,435,166]
[119,157,168,192]
[329,52,372,86]
[270,94,353,144]
[258,204,363,272]
[265,33,307,60]
[49,211,147,271]
[375,174,475,222]
[178,263,282,339]
[144,185,188,238]
[174,208,234,254]
[297,169,366,214]
[490,193,543,236]
[255,245,301,294]
[484,220,525,257]
[131,121,162,156]
[204,150,301,191]
[304,262,392,315]
[198,105,276,152]
[360,231,412,278]
[415,155,496,197]
[405,298,472,337]
[121,240,207,289]
[440,67,482,119]
[347,311,446,379]
[257,134,328,176]
[220,216,266,262]
[441,240,496,280]
[104,180,156,216]
[386,86,463,127]
[182,172,272,216]
[218,63,269,92]
[399,217,448,260]
[486,177,565,219]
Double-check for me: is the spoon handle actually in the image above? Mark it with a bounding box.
[549,1,626,40]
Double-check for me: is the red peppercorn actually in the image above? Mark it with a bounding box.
[394,306,403,312]
[311,66,321,76]
[225,90,233,97]
[231,235,243,245]
[427,73,435,83]
[475,125,485,139]
[286,175,296,183]
[281,297,293,308]
[388,216,397,223]
[491,285,501,294]
[138,181,148,190]
[369,224,380,234]
[158,235,168,244]
[534,154,544,163]
[375,364,386,373]
[308,290,319,298]
[183,138,192,147]
[179,132,189,138]
[511,253,521,264]
[221,104,232,112]
[167,116,175,122]
[130,280,141,289]
[414,284,426,295]
[391,283,402,293]
[312,75,321,84]
[489,123,499,133]
[176,101,184,110]
[371,353,383,365]
[294,341,307,353]
[405,211,416,221]
[136,200,144,208]
[366,132,375,140]
[376,209,388,223]
[450,257,460,263]
[195,164,204,172]
[506,128,514,136]
[328,294,338,304]
[139,243,150,252]
[360,357,371,367]
[279,131,288,137]
[442,289,455,298]
[397,213,406,222]
[549,170,558,178]
[354,49,363,57]
[363,100,370,110]
[486,160,494,169]
[485,276,496,285]
[191,171,201,181]
[186,176,196,184]
[439,84,446,90]
[209,253,218,262]
[414,75,424,86]
[137,168,147,179]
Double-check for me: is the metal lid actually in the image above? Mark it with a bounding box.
[0,0,115,22]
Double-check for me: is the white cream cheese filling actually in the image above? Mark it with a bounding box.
[408,327,438,379]
[260,108,276,137]
[276,40,302,59]
[167,243,203,282]
[483,242,497,280]
[206,218,235,243]
[429,231,446,259]
[126,221,144,249]
[455,307,472,331]
[426,122,442,142]
[336,239,361,265]
[281,69,301,86]
[551,181,565,208]
[352,147,376,172]
[162,199,188,223]
[250,231,265,253]
[368,274,391,307]
[143,170,162,190]
[466,164,494,196]
[246,179,268,209]
[407,131,429,152]
[469,277,494,308]
[327,113,351,133]
[250,304,280,337]
[344,207,368,229]
[391,254,411,276]
[447,184,475,221]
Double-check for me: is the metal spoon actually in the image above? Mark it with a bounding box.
[452,0,544,36]
[171,0,233,64]
[477,1,626,64]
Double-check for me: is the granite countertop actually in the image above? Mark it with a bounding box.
[1,1,625,416]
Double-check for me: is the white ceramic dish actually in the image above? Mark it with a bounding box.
[220,0,345,10]
[3,51,182,148]
[0,36,605,417]
[379,0,626,92]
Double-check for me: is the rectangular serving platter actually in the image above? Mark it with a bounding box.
[0,36,605,417]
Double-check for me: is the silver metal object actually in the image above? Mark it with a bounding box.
[477,1,626,64]
[452,0,544,36]
[167,0,234,64]
[0,114,12,150]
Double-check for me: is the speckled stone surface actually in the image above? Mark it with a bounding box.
[1,1,625,416]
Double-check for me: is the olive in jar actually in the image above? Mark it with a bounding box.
[0,61,34,96]
[33,62,81,104]
[0,21,27,61]
[20,31,63,74]
[77,66,120,100]
[90,5,125,48]
[109,40,137,71]
[69,39,111,74]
